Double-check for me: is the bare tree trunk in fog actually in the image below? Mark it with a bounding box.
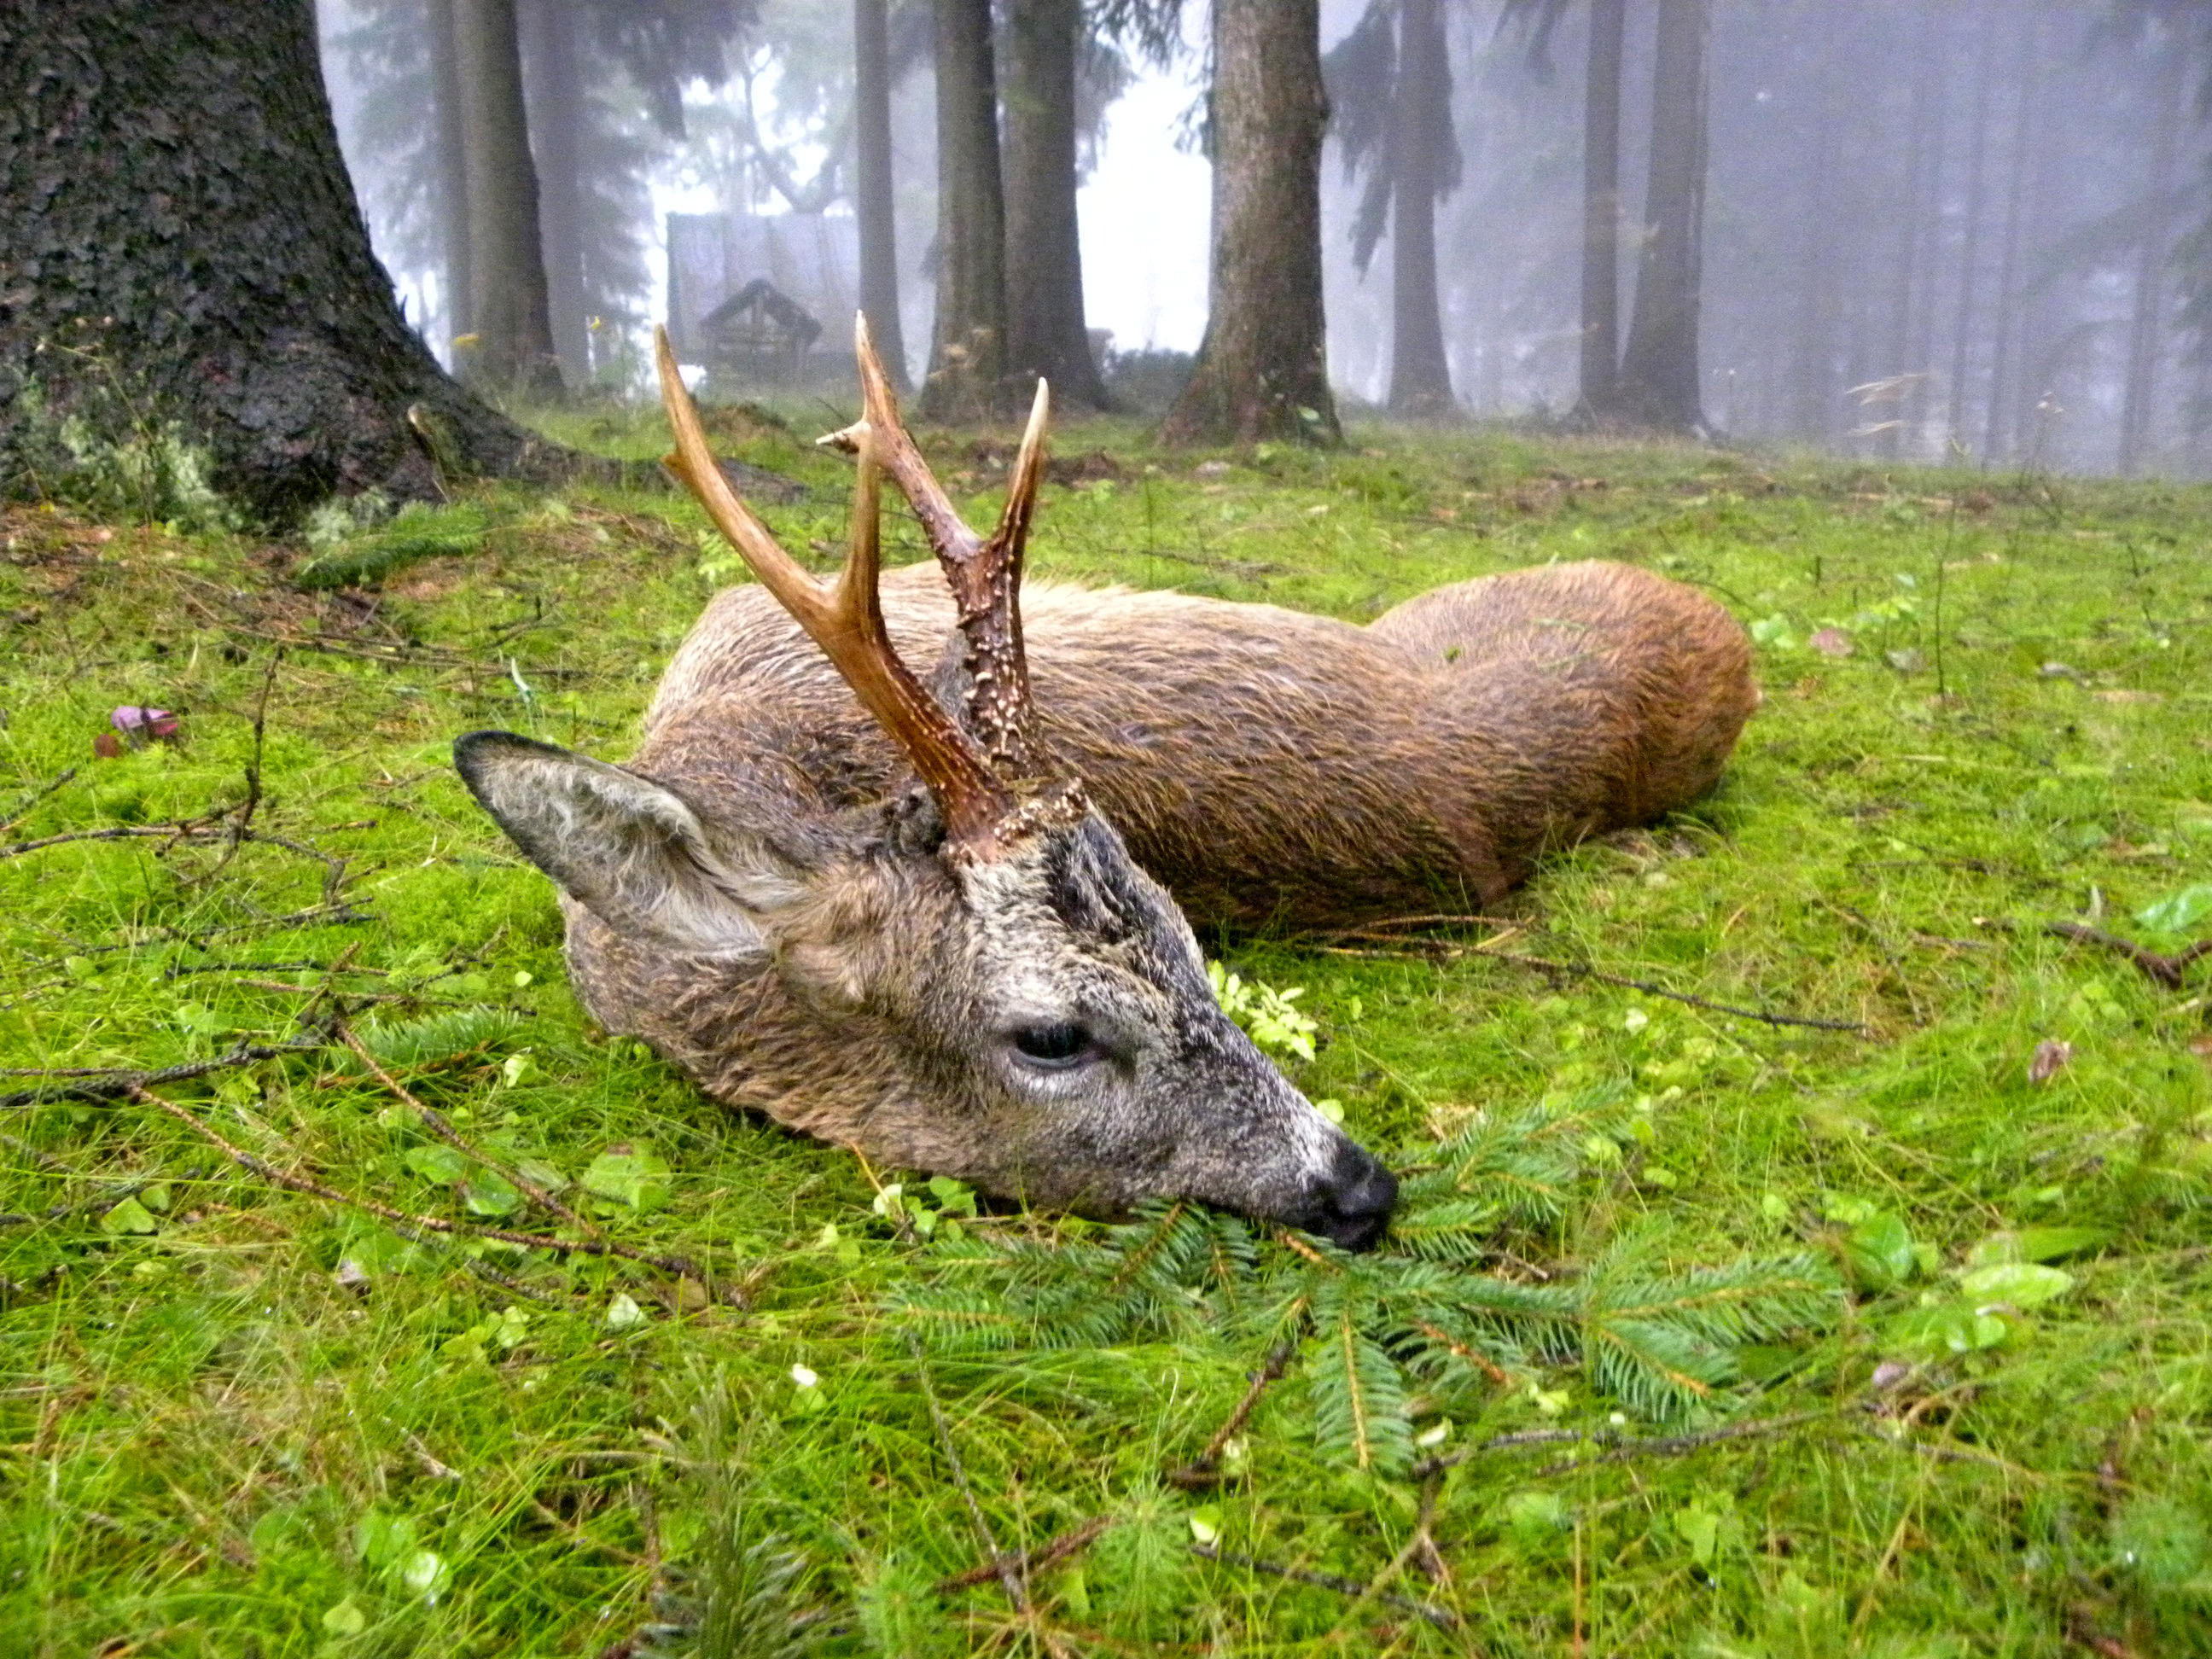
[923,0,1009,417]
[1578,0,1625,418]
[1945,12,1998,456]
[1005,0,1109,408]
[1791,7,1844,445]
[455,0,564,399]
[1981,19,2039,467]
[1618,0,1710,434]
[1906,11,1953,458]
[1388,0,1453,414]
[2120,38,2186,476]
[1881,14,1941,458]
[1163,0,1338,445]
[854,0,909,391]
[432,0,473,351]
[520,0,586,389]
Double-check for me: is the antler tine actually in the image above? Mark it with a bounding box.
[655,326,1016,852]
[823,316,1056,778]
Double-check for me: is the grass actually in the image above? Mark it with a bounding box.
[3,401,2210,1656]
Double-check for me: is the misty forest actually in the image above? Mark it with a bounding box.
[3,1,2212,1654]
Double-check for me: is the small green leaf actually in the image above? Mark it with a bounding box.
[460,1169,523,1217]
[404,1144,469,1185]
[1845,1211,1916,1292]
[514,1157,568,1194]
[322,1598,368,1636]
[580,1142,671,1211]
[1959,1262,2073,1308]
[100,1196,158,1236]
[605,1292,647,1331]
[1965,1226,2107,1268]
[2135,884,2212,936]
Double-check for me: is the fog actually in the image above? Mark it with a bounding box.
[320,0,2203,475]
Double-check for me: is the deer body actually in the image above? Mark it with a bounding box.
[457,323,1755,1249]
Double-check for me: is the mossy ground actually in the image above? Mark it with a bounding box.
[3,403,2209,1656]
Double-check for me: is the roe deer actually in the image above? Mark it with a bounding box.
[454,323,1756,1249]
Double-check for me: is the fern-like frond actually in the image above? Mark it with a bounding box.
[1307,1304,1413,1474]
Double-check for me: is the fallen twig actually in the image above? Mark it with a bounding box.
[1189,1543,1458,1631]
[337,1023,701,1283]
[122,1083,663,1292]
[0,1035,335,1110]
[0,766,77,835]
[2039,922,2212,990]
[1167,1342,1296,1488]
[936,1515,1115,1594]
[1412,1409,1828,1480]
[908,1331,1028,1613]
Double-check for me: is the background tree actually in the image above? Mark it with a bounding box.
[1615,0,1711,433]
[1003,0,1111,407]
[453,0,566,399]
[1163,0,1338,445]
[853,0,909,389]
[922,0,1010,416]
[0,1,560,522]
[1324,0,1461,415]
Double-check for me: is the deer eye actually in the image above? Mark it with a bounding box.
[1008,1022,1095,1069]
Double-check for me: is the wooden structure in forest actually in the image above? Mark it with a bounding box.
[665,212,858,385]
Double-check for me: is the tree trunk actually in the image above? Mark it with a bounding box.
[1790,8,1845,445]
[1162,0,1338,446]
[1004,0,1109,408]
[2119,34,2186,476]
[853,0,910,390]
[454,0,564,400]
[1980,15,2039,466]
[520,0,587,389]
[1882,3,1942,459]
[430,0,474,354]
[1617,0,1711,435]
[921,0,1009,418]
[1579,0,1625,419]
[1387,0,1452,415]
[0,0,562,524]
[1944,5,1998,456]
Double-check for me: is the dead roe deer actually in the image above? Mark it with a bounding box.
[454,323,1757,1249]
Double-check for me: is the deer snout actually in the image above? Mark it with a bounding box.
[1296,1140,1399,1253]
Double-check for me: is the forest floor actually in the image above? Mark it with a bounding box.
[2,399,2209,1657]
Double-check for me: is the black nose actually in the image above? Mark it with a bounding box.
[1300,1141,1398,1253]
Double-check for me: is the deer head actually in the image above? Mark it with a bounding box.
[452,321,1398,1249]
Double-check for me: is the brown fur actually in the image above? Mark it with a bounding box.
[642,558,1758,928]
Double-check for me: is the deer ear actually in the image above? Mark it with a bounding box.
[453,731,806,955]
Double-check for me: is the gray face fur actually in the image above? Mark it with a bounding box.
[455,731,1399,1249]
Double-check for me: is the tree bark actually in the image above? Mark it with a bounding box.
[0,0,562,524]
[1387,0,1452,415]
[520,0,588,388]
[853,0,910,390]
[922,0,1009,418]
[1617,0,1710,435]
[1004,0,1109,408]
[1944,3,1998,456]
[1980,15,2040,466]
[1578,0,1625,419]
[430,0,474,353]
[2119,32,2186,476]
[454,0,564,400]
[1881,3,1942,459]
[1163,0,1339,446]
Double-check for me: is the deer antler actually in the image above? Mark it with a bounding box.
[823,317,1053,783]
[655,325,1024,855]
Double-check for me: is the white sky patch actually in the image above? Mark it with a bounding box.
[1077,61,1214,355]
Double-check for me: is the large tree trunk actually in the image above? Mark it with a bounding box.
[853,0,910,391]
[1004,0,1109,408]
[431,0,474,354]
[1387,0,1452,415]
[1882,3,1942,459]
[1981,15,2040,466]
[0,0,561,524]
[1616,0,1711,435]
[921,0,1009,418]
[1162,0,1339,446]
[520,0,588,389]
[1578,0,1625,421]
[454,0,564,400]
[2119,33,2186,476]
[1944,6,1998,456]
